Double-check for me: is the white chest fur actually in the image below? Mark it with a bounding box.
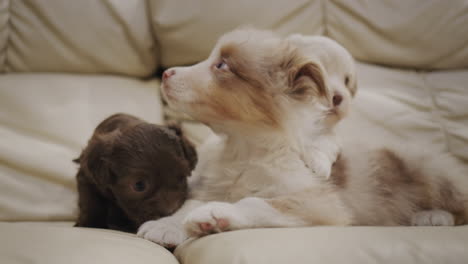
[189,135,321,202]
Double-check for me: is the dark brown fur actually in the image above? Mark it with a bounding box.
[74,113,197,233]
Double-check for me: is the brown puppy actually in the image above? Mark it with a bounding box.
[74,113,197,233]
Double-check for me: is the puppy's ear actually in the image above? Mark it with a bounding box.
[285,61,330,103]
[168,124,198,172]
[81,131,119,187]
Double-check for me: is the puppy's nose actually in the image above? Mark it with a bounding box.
[333,93,343,107]
[162,69,176,81]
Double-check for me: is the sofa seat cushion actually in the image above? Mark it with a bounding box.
[0,74,163,221]
[176,226,468,264]
[0,222,178,264]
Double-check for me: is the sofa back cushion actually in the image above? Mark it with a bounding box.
[0,0,157,76]
[151,0,468,70]
[0,0,7,72]
[149,0,324,68]
[327,0,468,70]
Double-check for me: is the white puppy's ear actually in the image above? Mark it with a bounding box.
[284,61,331,103]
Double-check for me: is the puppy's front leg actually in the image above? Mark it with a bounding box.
[184,197,307,237]
[137,199,204,247]
[184,189,352,237]
[303,135,340,179]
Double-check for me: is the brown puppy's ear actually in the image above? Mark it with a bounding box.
[81,131,119,187]
[168,124,198,172]
[285,61,330,103]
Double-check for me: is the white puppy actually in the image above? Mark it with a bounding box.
[138,29,468,248]
[137,28,355,246]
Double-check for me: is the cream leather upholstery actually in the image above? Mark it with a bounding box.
[176,227,468,264]
[327,0,468,69]
[0,0,7,72]
[0,222,179,264]
[148,0,324,67]
[1,0,467,263]
[0,74,162,221]
[0,0,157,75]
[149,0,468,69]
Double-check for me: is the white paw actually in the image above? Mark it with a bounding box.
[411,210,455,226]
[183,202,248,237]
[137,217,188,247]
[310,159,332,179]
[305,153,332,178]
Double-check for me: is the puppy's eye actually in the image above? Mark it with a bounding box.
[344,76,350,86]
[132,180,147,192]
[214,60,229,71]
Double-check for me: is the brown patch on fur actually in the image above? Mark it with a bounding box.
[374,148,425,197]
[274,43,331,104]
[220,43,265,90]
[199,80,280,128]
[365,148,467,225]
[285,62,328,102]
[329,153,347,188]
[436,178,466,225]
[370,148,431,225]
[196,43,283,128]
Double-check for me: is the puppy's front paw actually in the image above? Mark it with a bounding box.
[303,146,339,179]
[183,202,247,237]
[411,210,455,226]
[137,217,187,247]
[310,160,332,179]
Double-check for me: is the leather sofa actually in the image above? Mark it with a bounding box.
[1,1,467,263]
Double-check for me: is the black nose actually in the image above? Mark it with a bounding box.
[333,93,343,106]
[162,69,176,81]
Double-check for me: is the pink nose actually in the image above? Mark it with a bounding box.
[162,69,176,81]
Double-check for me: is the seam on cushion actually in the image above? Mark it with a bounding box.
[321,0,328,36]
[21,1,104,73]
[102,1,150,77]
[421,72,452,155]
[3,0,10,72]
[145,0,161,75]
